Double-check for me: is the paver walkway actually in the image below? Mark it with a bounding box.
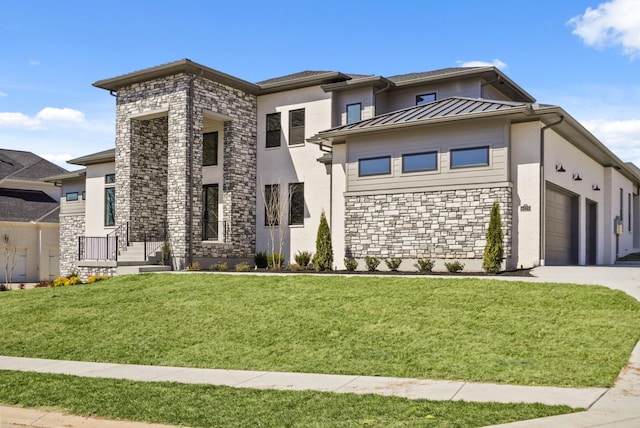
[1,266,639,427]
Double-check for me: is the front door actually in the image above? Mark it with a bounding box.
[203,184,219,241]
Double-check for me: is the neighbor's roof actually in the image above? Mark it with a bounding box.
[42,169,86,185]
[312,97,528,140]
[0,188,60,223]
[0,149,67,182]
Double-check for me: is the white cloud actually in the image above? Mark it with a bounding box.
[457,59,508,69]
[0,107,85,130]
[568,0,640,58]
[0,112,43,130]
[581,118,640,165]
[28,58,40,66]
[0,92,7,97]
[36,107,85,123]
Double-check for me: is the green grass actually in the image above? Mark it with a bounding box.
[0,274,638,387]
[0,370,577,427]
[619,252,640,261]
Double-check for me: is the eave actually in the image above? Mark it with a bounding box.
[258,71,352,94]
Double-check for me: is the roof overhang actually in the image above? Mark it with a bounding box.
[93,59,261,95]
[67,149,115,166]
[42,169,86,185]
[258,71,352,94]
[321,76,393,92]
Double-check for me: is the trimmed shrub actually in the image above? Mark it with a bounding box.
[483,201,504,274]
[267,253,284,270]
[255,252,268,269]
[414,258,435,273]
[235,262,250,272]
[384,258,402,271]
[87,275,110,284]
[209,262,228,272]
[185,262,201,271]
[294,251,313,268]
[344,257,358,272]
[444,261,465,273]
[288,263,303,272]
[365,256,380,272]
[313,211,333,271]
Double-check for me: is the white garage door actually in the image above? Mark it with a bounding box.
[0,248,27,284]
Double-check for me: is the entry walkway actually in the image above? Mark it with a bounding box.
[1,266,639,427]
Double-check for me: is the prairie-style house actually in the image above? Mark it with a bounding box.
[45,59,640,278]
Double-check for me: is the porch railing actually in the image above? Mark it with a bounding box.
[78,236,118,261]
[107,222,129,256]
[144,220,167,261]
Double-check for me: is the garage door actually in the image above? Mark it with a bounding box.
[0,248,27,284]
[545,185,579,265]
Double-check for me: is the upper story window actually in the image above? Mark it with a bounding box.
[105,174,115,184]
[289,108,305,145]
[402,151,437,173]
[66,192,79,201]
[450,146,490,169]
[203,131,218,166]
[359,156,391,177]
[416,92,436,106]
[346,103,362,124]
[266,113,281,148]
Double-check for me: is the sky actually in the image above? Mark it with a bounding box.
[1,0,639,171]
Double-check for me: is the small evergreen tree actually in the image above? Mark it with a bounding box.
[313,211,333,271]
[483,201,504,273]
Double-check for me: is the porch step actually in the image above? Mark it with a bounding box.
[116,265,171,275]
[117,241,163,265]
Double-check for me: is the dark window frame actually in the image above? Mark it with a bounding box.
[105,174,115,184]
[346,103,362,124]
[202,183,220,241]
[66,192,79,201]
[450,146,490,169]
[264,184,280,227]
[358,156,392,177]
[402,151,438,173]
[416,92,437,106]
[203,131,219,166]
[289,108,305,145]
[629,192,632,232]
[266,112,281,148]
[104,187,115,227]
[288,182,304,225]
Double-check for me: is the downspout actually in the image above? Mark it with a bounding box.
[372,81,391,116]
[539,114,564,265]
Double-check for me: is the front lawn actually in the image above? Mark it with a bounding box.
[0,274,638,387]
[0,370,577,427]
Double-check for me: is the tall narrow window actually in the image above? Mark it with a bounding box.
[629,193,632,232]
[346,103,362,124]
[289,108,305,145]
[203,132,218,166]
[620,188,624,221]
[264,184,280,226]
[266,113,281,148]
[289,183,304,225]
[202,184,219,240]
[416,92,436,105]
[105,187,115,227]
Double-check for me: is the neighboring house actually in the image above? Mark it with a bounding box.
[54,59,640,278]
[0,149,67,283]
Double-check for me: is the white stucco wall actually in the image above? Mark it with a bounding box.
[84,162,116,237]
[256,86,333,263]
[331,144,347,269]
[0,221,59,283]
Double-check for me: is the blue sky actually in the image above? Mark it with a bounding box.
[1,0,639,170]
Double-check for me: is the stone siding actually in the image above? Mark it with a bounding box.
[59,214,85,277]
[76,266,116,283]
[344,187,512,260]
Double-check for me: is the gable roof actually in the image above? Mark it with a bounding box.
[0,149,68,182]
[67,148,115,166]
[311,97,528,142]
[0,188,60,223]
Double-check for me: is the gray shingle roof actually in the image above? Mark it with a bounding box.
[0,188,60,223]
[386,67,478,83]
[320,97,527,134]
[0,149,68,182]
[257,71,337,85]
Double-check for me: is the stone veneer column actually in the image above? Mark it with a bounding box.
[59,214,85,277]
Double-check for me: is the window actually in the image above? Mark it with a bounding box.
[289,108,305,145]
[359,156,391,177]
[66,192,78,201]
[105,187,115,227]
[289,183,304,225]
[416,92,436,105]
[450,146,490,169]
[264,184,280,226]
[202,184,219,240]
[346,103,362,124]
[620,188,624,221]
[105,174,115,184]
[266,113,281,148]
[81,191,85,200]
[402,152,437,173]
[629,193,632,232]
[203,131,218,166]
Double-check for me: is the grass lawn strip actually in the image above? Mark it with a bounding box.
[0,274,638,387]
[0,370,578,428]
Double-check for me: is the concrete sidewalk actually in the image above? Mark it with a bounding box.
[1,266,639,427]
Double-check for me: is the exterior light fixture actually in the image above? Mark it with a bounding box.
[592,184,600,191]
[556,164,566,172]
[573,173,582,181]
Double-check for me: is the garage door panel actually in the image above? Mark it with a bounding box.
[546,185,578,266]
